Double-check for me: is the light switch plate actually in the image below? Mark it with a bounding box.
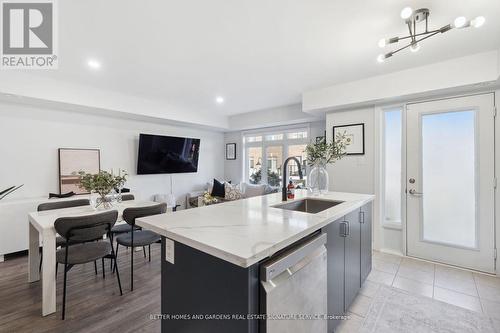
[165,238,175,264]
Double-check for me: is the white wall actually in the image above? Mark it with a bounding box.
[325,108,374,194]
[0,101,225,207]
[228,104,323,131]
[223,131,243,183]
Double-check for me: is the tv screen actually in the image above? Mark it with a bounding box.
[137,134,200,174]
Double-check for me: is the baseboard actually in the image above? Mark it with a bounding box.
[378,248,404,257]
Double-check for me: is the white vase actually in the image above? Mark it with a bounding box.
[308,163,329,195]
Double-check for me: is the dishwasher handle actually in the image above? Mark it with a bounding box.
[261,233,327,282]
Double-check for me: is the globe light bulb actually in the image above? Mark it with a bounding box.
[401,7,413,20]
[378,38,387,48]
[377,54,386,63]
[471,16,485,28]
[453,16,467,28]
[410,43,420,53]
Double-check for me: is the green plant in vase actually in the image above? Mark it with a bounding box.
[305,133,348,194]
[77,170,127,208]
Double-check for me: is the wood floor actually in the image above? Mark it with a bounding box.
[0,245,162,333]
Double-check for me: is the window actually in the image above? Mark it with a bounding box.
[382,109,402,225]
[287,131,307,139]
[245,135,262,143]
[265,133,284,141]
[248,147,262,184]
[244,127,310,186]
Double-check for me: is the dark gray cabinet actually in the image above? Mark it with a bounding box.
[360,202,372,283]
[325,219,345,333]
[322,203,372,333]
[344,209,361,309]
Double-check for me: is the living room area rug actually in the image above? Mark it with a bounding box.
[360,286,496,333]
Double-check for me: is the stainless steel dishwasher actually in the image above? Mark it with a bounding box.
[260,233,328,333]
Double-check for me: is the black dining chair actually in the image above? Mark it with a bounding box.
[114,203,166,291]
[107,194,148,268]
[108,194,137,244]
[54,210,123,320]
[37,199,97,273]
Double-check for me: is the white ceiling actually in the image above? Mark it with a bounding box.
[29,0,500,117]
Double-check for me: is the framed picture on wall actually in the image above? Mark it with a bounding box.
[226,143,236,160]
[333,123,365,155]
[58,148,100,194]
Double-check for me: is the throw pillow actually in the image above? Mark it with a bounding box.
[211,178,226,197]
[224,182,243,201]
[242,183,267,198]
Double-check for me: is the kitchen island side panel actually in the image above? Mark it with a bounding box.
[161,237,260,333]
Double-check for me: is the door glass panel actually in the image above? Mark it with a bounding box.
[266,146,283,187]
[421,110,476,248]
[248,147,262,184]
[384,109,402,224]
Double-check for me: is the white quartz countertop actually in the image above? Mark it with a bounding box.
[136,190,374,268]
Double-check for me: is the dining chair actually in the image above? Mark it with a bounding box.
[37,199,99,273]
[54,210,123,319]
[114,203,166,291]
[108,194,148,269]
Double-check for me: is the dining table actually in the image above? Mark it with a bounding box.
[28,200,158,316]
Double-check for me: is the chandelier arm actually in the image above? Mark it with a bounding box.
[390,30,442,57]
[406,21,414,41]
[412,30,442,45]
[395,29,443,42]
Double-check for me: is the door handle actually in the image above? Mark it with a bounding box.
[409,189,423,196]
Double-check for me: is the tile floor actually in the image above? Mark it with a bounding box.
[336,251,500,332]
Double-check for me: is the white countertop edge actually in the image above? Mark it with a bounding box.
[137,195,374,268]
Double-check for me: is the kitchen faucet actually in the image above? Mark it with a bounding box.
[282,156,303,201]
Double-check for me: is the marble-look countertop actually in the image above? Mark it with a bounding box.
[136,190,374,268]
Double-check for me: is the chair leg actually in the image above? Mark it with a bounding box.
[109,234,114,270]
[39,249,43,272]
[131,244,134,291]
[143,246,146,258]
[113,244,119,273]
[110,245,123,296]
[149,245,151,262]
[62,264,68,320]
[56,263,58,276]
[102,258,105,279]
[94,261,97,275]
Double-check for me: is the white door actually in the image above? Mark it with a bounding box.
[406,94,495,273]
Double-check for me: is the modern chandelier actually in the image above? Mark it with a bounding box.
[377,7,485,62]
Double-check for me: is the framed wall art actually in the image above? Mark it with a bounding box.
[58,148,100,194]
[333,123,365,155]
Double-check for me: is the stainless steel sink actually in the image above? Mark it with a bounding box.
[272,198,344,214]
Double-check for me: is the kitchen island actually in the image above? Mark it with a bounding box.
[137,190,374,333]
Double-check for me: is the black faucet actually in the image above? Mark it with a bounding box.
[282,156,303,201]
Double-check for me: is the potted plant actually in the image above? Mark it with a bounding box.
[77,170,127,209]
[305,133,347,194]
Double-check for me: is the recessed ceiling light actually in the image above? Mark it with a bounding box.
[215,96,225,104]
[87,59,101,69]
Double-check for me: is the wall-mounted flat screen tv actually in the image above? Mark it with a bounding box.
[137,133,200,174]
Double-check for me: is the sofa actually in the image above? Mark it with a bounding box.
[186,181,278,209]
